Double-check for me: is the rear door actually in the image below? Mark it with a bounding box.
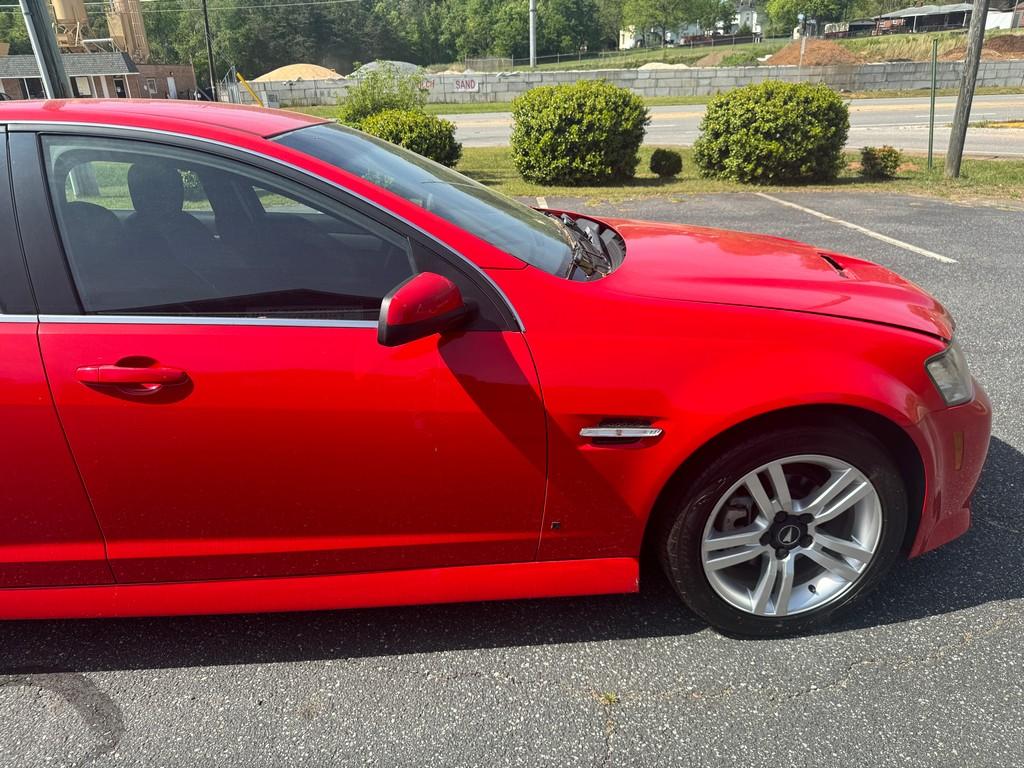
[11,127,547,584]
[0,127,112,587]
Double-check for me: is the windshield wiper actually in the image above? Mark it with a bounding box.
[548,213,610,278]
[565,239,603,280]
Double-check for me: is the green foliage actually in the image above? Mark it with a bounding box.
[622,0,688,42]
[690,0,735,32]
[480,0,604,59]
[0,12,31,55]
[718,50,761,66]
[510,80,649,184]
[361,109,463,167]
[859,145,902,179]
[339,63,427,127]
[650,148,683,177]
[693,81,850,184]
[129,0,615,79]
[765,0,845,31]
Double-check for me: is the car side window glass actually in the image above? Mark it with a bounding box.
[42,136,417,320]
[64,160,214,213]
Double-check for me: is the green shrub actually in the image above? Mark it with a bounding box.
[510,80,649,184]
[650,148,683,178]
[718,51,761,67]
[361,109,463,167]
[339,63,427,128]
[693,81,849,184]
[859,145,902,179]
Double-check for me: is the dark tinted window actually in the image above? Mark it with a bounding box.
[43,136,416,320]
[276,123,573,276]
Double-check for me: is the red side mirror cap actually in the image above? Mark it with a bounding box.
[378,272,470,347]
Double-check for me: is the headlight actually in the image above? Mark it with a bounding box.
[925,341,974,406]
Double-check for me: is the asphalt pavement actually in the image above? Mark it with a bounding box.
[1,192,1023,766]
[445,94,1024,156]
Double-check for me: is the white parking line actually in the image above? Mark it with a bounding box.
[755,193,958,264]
[536,196,548,208]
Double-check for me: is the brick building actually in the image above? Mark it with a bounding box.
[0,52,197,100]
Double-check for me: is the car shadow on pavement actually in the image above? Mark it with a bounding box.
[0,437,1020,673]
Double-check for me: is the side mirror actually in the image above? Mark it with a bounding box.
[378,272,471,347]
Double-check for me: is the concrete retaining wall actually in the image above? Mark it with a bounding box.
[236,60,1024,108]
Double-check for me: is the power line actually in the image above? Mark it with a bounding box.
[145,0,359,10]
[1,0,358,8]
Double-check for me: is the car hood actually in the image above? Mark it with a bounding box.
[602,219,953,340]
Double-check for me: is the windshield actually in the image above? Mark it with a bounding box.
[276,123,572,275]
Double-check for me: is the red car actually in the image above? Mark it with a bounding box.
[0,100,990,636]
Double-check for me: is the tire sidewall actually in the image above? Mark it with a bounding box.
[664,426,908,637]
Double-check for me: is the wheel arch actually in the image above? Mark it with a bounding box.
[642,404,926,561]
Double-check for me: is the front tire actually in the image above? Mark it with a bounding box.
[661,425,908,637]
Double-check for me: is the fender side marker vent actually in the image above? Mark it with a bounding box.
[580,422,663,445]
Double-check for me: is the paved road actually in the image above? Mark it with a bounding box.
[1,193,1023,766]
[444,94,1024,155]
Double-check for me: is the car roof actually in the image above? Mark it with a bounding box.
[0,99,327,138]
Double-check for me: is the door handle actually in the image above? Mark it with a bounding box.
[75,364,187,387]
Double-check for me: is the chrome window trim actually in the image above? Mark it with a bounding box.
[7,120,525,331]
[0,314,39,323]
[40,314,378,329]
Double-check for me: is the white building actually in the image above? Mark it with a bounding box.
[618,3,762,49]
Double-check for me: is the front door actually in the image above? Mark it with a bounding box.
[25,133,547,583]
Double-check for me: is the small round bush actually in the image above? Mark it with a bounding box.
[361,109,462,167]
[859,145,902,180]
[693,81,849,184]
[339,62,426,128]
[650,148,683,178]
[510,80,650,184]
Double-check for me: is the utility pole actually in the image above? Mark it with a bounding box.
[529,0,537,67]
[200,0,218,101]
[945,0,988,178]
[928,36,938,170]
[18,0,72,99]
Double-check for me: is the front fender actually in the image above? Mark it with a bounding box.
[494,267,948,562]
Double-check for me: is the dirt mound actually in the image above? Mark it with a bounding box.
[253,63,342,82]
[987,34,1024,57]
[768,40,862,66]
[695,50,729,67]
[942,33,1024,61]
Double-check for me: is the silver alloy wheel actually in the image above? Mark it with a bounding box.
[700,454,883,618]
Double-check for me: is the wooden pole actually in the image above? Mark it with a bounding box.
[201,0,218,101]
[945,0,988,178]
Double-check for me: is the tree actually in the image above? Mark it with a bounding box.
[595,0,625,49]
[765,0,844,32]
[543,0,603,53]
[623,0,689,46]
[0,11,33,55]
[4,0,630,74]
[689,0,736,32]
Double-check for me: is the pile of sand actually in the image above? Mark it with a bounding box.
[638,61,690,69]
[943,33,1024,61]
[253,63,342,82]
[768,40,862,66]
